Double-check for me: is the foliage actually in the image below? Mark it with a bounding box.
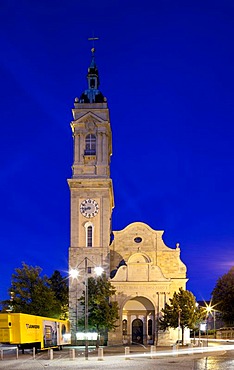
[1,263,68,319]
[78,274,119,342]
[159,288,204,344]
[49,270,69,319]
[212,266,234,326]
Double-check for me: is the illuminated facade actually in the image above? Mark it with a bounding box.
[68,49,188,345]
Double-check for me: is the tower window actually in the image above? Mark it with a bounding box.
[90,78,96,88]
[84,222,94,248]
[84,134,96,155]
[87,226,93,247]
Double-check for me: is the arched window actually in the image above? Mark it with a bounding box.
[84,134,96,155]
[87,226,92,247]
[84,222,94,248]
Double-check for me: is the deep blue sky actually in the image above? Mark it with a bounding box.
[1,0,234,303]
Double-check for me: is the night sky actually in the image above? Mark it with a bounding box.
[1,0,234,304]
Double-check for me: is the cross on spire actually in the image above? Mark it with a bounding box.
[88,36,99,53]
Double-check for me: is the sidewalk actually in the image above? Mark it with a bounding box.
[0,343,230,370]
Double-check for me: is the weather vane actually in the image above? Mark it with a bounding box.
[88,35,99,53]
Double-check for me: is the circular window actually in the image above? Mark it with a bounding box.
[134,237,142,243]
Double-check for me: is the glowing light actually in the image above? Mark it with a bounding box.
[206,305,212,313]
[63,333,71,340]
[94,266,104,276]
[200,323,206,332]
[69,269,79,279]
[203,300,219,315]
[76,332,98,340]
[121,344,234,360]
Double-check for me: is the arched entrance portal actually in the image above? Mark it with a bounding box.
[122,296,155,345]
[132,318,143,344]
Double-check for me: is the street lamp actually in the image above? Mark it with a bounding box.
[205,303,217,340]
[206,309,209,347]
[70,257,104,360]
[213,310,216,338]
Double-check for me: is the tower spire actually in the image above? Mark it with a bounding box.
[78,37,105,104]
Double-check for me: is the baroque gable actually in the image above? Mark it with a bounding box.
[72,111,103,128]
[110,221,187,282]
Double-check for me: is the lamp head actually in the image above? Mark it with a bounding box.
[70,269,79,279]
[94,266,104,276]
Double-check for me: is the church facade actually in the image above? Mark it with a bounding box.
[68,49,188,346]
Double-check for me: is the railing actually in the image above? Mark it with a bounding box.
[84,150,96,156]
[216,327,234,339]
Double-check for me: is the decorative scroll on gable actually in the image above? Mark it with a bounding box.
[111,252,170,283]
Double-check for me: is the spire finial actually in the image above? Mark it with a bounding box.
[88,35,99,52]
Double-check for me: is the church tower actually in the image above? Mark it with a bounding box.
[68,48,114,340]
[68,46,188,347]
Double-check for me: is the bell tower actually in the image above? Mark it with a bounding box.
[68,48,114,339]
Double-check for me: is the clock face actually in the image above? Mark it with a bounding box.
[80,199,99,218]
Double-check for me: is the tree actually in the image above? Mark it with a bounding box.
[78,274,119,346]
[159,288,204,344]
[49,270,69,319]
[2,263,68,319]
[212,267,234,326]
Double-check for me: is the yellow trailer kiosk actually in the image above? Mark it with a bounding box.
[0,313,71,351]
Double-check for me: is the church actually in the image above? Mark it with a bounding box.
[68,48,188,346]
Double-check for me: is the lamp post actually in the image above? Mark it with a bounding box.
[213,310,216,338]
[205,304,217,340]
[70,257,103,360]
[206,313,209,347]
[84,257,88,360]
[205,305,213,347]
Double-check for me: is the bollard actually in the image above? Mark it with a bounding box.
[1,349,3,360]
[16,347,19,359]
[125,346,130,360]
[150,345,156,359]
[173,344,178,357]
[98,347,104,361]
[188,343,193,355]
[32,347,36,360]
[48,348,53,360]
[69,348,75,360]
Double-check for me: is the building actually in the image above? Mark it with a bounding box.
[68,48,188,346]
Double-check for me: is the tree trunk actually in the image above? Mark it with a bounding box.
[96,333,100,348]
